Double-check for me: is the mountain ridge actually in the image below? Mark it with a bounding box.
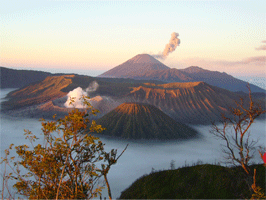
[98,54,265,93]
[0,66,52,88]
[125,81,244,124]
[2,75,264,124]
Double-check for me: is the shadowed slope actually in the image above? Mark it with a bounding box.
[96,103,198,140]
[130,68,192,82]
[180,66,265,93]
[0,67,52,88]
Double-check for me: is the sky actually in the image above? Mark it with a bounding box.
[1,0,265,78]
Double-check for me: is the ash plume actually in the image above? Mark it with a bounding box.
[153,32,180,59]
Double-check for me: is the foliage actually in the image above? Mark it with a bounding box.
[170,160,175,170]
[210,86,266,197]
[1,96,127,199]
[251,149,266,199]
[251,169,266,199]
[210,86,265,174]
[119,164,265,199]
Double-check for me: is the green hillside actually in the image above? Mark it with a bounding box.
[119,164,265,199]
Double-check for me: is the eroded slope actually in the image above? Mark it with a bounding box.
[97,103,198,139]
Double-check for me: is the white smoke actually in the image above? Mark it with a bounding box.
[153,32,180,60]
[64,81,99,108]
[86,81,99,93]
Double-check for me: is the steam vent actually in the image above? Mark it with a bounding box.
[96,103,198,140]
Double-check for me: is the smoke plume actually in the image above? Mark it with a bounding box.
[86,81,99,93]
[64,81,99,108]
[153,32,180,59]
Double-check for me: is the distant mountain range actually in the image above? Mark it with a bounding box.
[98,54,265,93]
[1,54,265,127]
[0,66,52,88]
[96,103,198,139]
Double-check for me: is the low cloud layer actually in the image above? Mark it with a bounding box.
[153,32,180,59]
[255,40,266,51]
[240,56,266,64]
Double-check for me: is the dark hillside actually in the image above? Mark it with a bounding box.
[0,66,52,88]
[119,164,265,199]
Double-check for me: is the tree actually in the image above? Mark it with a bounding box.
[210,86,265,193]
[170,160,175,170]
[251,148,266,199]
[1,96,127,199]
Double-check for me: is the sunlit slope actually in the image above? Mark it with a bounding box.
[2,74,263,125]
[126,82,240,124]
[1,74,154,110]
[2,75,73,109]
[96,103,198,140]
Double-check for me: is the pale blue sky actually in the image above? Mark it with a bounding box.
[1,0,265,77]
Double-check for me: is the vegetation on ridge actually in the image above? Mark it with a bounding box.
[119,164,265,199]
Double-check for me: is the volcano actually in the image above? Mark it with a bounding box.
[96,102,198,140]
[98,54,170,78]
[98,54,265,93]
[125,82,242,124]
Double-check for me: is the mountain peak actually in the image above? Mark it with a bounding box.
[98,54,170,78]
[115,102,153,115]
[181,66,206,73]
[128,54,163,64]
[96,102,198,139]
